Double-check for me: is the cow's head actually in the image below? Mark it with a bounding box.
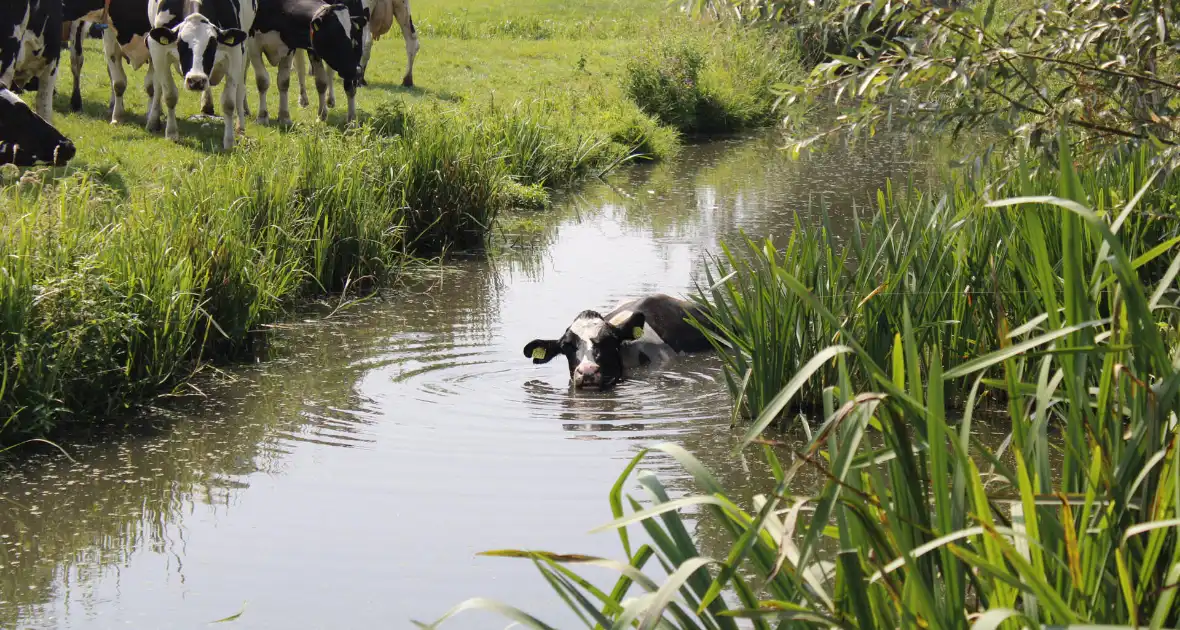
[149,14,247,92]
[0,90,75,167]
[309,3,364,88]
[523,310,646,389]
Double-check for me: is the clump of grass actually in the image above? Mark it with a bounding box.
[418,133,1180,630]
[623,25,796,135]
[0,110,513,436]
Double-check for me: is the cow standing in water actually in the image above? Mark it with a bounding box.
[146,0,256,150]
[249,0,365,125]
[524,294,716,390]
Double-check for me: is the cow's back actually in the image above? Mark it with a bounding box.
[254,0,323,38]
[606,294,714,354]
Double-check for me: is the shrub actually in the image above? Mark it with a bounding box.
[624,26,796,135]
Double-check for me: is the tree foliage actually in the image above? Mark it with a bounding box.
[684,0,1180,167]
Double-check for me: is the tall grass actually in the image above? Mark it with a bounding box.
[623,25,797,135]
[695,146,1178,425]
[418,135,1180,628]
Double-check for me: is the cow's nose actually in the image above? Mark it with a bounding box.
[573,363,601,387]
[53,141,76,165]
[186,76,208,91]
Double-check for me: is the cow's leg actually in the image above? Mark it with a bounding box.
[305,52,331,108]
[200,86,216,116]
[103,29,128,123]
[69,21,85,112]
[325,65,336,109]
[145,61,163,131]
[392,0,419,87]
[249,37,271,123]
[358,27,372,86]
[294,49,309,107]
[220,49,243,150]
[344,79,356,124]
[148,42,180,141]
[309,55,330,122]
[276,53,294,125]
[235,45,249,133]
[34,60,59,123]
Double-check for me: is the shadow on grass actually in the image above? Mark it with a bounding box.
[362,81,460,102]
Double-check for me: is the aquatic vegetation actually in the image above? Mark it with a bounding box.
[419,136,1180,629]
[695,144,1180,422]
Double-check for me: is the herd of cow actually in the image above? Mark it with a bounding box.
[0,0,419,168]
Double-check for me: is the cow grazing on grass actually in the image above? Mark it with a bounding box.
[3,0,63,124]
[61,0,175,123]
[291,0,418,109]
[146,0,256,150]
[249,0,364,124]
[0,89,75,166]
[523,294,716,390]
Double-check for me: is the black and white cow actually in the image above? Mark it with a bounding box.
[0,88,75,166]
[62,0,162,123]
[249,0,363,125]
[2,0,63,124]
[524,294,716,390]
[146,0,255,150]
[291,0,418,109]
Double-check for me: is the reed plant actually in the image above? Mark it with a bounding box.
[419,135,1180,629]
[695,145,1180,424]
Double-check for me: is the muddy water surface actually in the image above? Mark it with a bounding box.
[0,131,930,629]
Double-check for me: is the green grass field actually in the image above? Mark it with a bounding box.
[47,0,678,188]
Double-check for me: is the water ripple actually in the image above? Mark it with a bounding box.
[356,328,731,444]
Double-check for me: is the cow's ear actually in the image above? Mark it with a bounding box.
[523,340,561,364]
[149,27,176,46]
[217,28,247,46]
[615,312,646,341]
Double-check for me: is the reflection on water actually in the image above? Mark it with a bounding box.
[0,130,934,628]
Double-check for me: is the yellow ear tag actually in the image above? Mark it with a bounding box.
[632,326,644,340]
[531,347,547,360]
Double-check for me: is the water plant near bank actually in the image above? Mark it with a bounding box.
[420,137,1180,628]
[696,144,1180,423]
